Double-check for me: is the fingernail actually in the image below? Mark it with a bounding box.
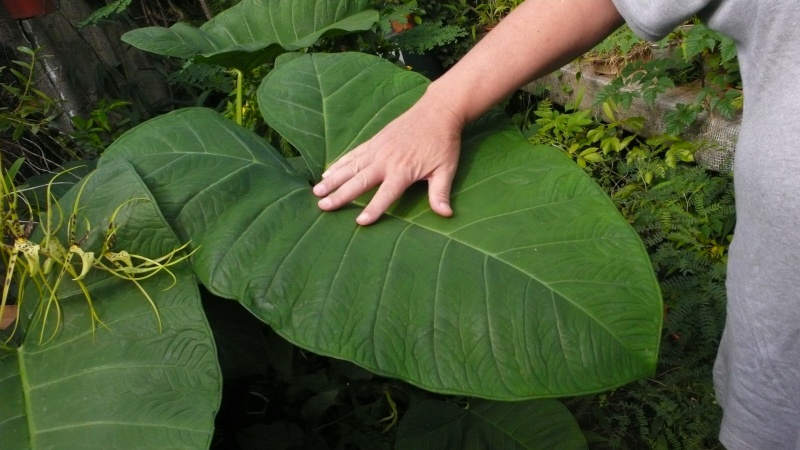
[318,198,331,209]
[313,185,326,196]
[356,213,369,224]
[321,170,330,179]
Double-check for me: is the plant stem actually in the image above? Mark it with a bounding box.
[235,69,244,126]
[199,0,214,20]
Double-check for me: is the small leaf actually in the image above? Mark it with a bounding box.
[582,152,604,163]
[719,37,737,63]
[16,46,35,56]
[12,60,32,71]
[9,68,27,83]
[12,123,24,141]
[601,101,616,122]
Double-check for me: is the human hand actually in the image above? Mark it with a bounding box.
[312,92,464,225]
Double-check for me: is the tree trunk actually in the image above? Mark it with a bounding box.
[0,0,170,130]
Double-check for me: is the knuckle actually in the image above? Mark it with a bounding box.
[354,172,371,192]
[433,187,451,198]
[346,159,360,176]
[376,183,400,202]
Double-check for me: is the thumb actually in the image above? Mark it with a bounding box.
[427,168,456,218]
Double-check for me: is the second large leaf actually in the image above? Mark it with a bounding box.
[121,0,378,71]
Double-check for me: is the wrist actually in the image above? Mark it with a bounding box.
[420,79,471,130]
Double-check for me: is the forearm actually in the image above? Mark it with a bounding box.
[313,0,624,224]
[426,0,624,125]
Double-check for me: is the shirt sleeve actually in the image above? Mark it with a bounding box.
[610,0,717,41]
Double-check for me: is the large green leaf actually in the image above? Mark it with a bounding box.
[258,51,428,180]
[121,0,379,71]
[0,160,220,449]
[259,53,662,394]
[100,53,661,400]
[395,399,587,450]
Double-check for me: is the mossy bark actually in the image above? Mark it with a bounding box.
[0,0,169,130]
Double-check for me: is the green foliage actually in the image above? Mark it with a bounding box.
[77,0,133,27]
[69,99,133,157]
[674,23,742,122]
[121,0,381,131]
[0,3,685,447]
[520,96,730,449]
[0,46,136,176]
[375,0,423,31]
[167,61,232,94]
[0,159,196,344]
[662,103,704,137]
[471,0,524,30]
[680,23,735,62]
[2,48,665,448]
[79,0,244,29]
[414,0,480,66]
[591,21,742,136]
[0,159,221,448]
[206,0,243,15]
[585,24,653,77]
[0,47,58,137]
[593,57,687,112]
[590,26,647,57]
[578,165,730,450]
[121,0,380,72]
[392,21,468,55]
[99,52,662,401]
[396,398,586,449]
[529,99,644,169]
[0,47,69,175]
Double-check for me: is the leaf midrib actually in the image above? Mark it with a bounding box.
[18,346,35,449]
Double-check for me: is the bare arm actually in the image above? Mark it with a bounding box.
[313,0,624,225]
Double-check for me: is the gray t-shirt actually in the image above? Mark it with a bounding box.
[611,1,800,449]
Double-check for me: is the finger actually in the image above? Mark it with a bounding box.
[322,142,368,178]
[317,165,383,211]
[356,177,414,225]
[427,167,456,218]
[313,148,367,197]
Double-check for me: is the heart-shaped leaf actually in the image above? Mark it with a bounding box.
[121,0,379,71]
[101,53,661,400]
